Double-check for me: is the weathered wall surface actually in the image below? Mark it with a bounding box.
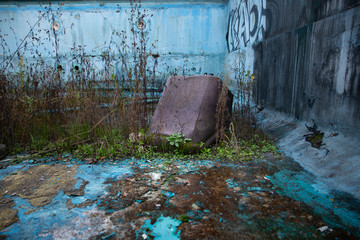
[0,1,228,83]
[226,0,360,129]
[2,0,359,129]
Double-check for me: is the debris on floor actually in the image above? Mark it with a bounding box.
[0,155,359,239]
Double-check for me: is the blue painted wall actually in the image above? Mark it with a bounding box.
[0,1,228,83]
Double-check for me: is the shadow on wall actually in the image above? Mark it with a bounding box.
[226,0,360,130]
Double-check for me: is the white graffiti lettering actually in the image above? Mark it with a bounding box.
[227,0,277,52]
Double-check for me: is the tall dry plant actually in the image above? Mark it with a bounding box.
[217,53,257,144]
[107,0,158,134]
[0,0,158,151]
[215,76,233,143]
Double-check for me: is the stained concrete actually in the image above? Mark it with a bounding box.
[226,0,360,129]
[257,109,360,200]
[0,155,359,239]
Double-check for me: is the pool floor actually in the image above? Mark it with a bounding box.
[0,155,359,239]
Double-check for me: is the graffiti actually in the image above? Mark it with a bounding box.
[227,0,278,52]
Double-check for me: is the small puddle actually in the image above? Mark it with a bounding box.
[305,130,324,148]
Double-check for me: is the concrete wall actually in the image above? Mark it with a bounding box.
[226,0,360,130]
[2,0,359,130]
[0,0,228,83]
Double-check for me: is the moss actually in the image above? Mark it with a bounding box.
[178,215,189,222]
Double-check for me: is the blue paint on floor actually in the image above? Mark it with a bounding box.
[0,158,359,238]
[1,190,83,239]
[0,164,26,180]
[69,164,133,205]
[138,214,181,240]
[162,191,175,198]
[225,178,240,188]
[0,163,135,239]
[270,169,360,234]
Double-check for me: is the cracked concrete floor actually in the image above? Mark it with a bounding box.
[0,154,359,239]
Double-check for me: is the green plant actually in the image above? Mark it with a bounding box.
[29,134,47,152]
[201,147,211,154]
[165,133,191,148]
[76,143,94,157]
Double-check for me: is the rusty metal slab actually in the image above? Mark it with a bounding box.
[149,75,224,144]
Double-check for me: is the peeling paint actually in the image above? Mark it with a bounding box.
[270,169,360,233]
[0,156,358,239]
